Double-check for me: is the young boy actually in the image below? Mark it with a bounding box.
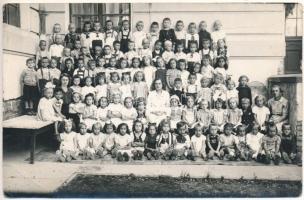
[148,21,160,50]
[241,98,255,130]
[104,20,118,49]
[71,40,82,60]
[173,121,191,160]
[64,23,80,49]
[185,22,199,52]
[198,21,211,50]
[219,123,238,160]
[280,123,297,164]
[132,21,147,51]
[49,34,64,59]
[21,58,38,115]
[159,18,176,46]
[170,78,186,105]
[89,21,105,51]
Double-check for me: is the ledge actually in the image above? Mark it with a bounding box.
[268,74,303,83]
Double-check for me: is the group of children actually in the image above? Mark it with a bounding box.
[20,18,297,165]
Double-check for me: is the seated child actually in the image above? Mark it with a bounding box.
[170,78,186,105]
[197,76,212,106]
[246,122,264,160]
[74,123,91,159]
[53,88,66,119]
[157,119,176,160]
[121,97,138,131]
[70,75,82,94]
[198,21,211,49]
[257,124,281,165]
[182,95,197,129]
[235,124,254,161]
[178,59,190,89]
[211,98,228,131]
[135,97,148,128]
[144,123,160,160]
[107,93,124,127]
[68,92,85,130]
[240,98,255,130]
[236,75,252,106]
[131,120,146,160]
[81,76,96,101]
[219,123,238,160]
[211,73,227,104]
[196,99,212,128]
[226,79,238,105]
[280,123,297,164]
[102,121,116,157]
[188,123,207,161]
[166,58,181,90]
[173,121,191,160]
[97,97,109,127]
[113,123,133,162]
[206,124,221,159]
[169,95,183,130]
[87,122,106,159]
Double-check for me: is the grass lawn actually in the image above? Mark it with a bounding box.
[50,174,302,198]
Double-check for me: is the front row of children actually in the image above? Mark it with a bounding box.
[56,116,297,165]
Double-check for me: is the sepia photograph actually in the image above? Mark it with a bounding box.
[1,0,303,198]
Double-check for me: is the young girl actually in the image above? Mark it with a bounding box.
[80,21,92,50]
[226,79,239,105]
[48,23,62,46]
[173,121,191,160]
[236,75,252,106]
[227,97,243,128]
[144,123,160,160]
[214,56,229,81]
[81,76,96,101]
[75,123,91,159]
[104,20,118,49]
[162,40,175,65]
[175,43,187,61]
[131,120,146,160]
[139,39,152,59]
[193,62,203,87]
[189,123,207,161]
[119,72,132,101]
[86,60,98,85]
[103,45,113,64]
[102,121,116,157]
[154,57,167,89]
[135,98,148,128]
[252,95,270,131]
[56,119,77,162]
[152,40,163,63]
[197,76,212,106]
[182,95,197,129]
[147,21,159,51]
[87,122,106,159]
[68,92,85,130]
[130,57,142,80]
[107,93,124,127]
[125,41,139,66]
[236,124,254,161]
[185,22,199,51]
[157,119,175,160]
[96,97,109,127]
[219,123,238,160]
[169,95,183,130]
[211,20,226,48]
[246,122,264,160]
[95,74,108,102]
[201,55,214,80]
[196,99,213,128]
[36,40,49,69]
[174,20,186,51]
[214,39,229,63]
[186,42,201,72]
[198,21,211,50]
[112,41,124,61]
[60,47,74,71]
[118,20,131,53]
[118,57,131,77]
[142,55,156,89]
[178,59,189,89]
[132,21,147,51]
[132,71,148,100]
[105,57,117,82]
[121,97,138,130]
[206,124,221,159]
[113,123,133,162]
[211,73,227,104]
[166,58,181,90]
[70,75,82,94]
[81,93,98,131]
[185,73,199,100]
[96,56,106,74]
[107,72,121,99]
[199,39,214,65]
[211,98,227,131]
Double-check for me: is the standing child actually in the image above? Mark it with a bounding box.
[21,58,39,115]
[211,73,227,104]
[95,74,108,102]
[81,76,96,101]
[227,97,243,128]
[174,20,186,51]
[214,56,229,81]
[185,23,199,52]
[49,58,61,86]
[186,42,201,73]
[169,95,183,130]
[132,71,148,100]
[89,21,104,50]
[118,20,131,53]
[166,58,181,90]
[118,57,130,77]
[175,43,187,61]
[64,23,80,49]
[120,72,133,101]
[280,123,297,164]
[112,41,124,61]
[96,97,109,127]
[198,21,212,50]
[81,93,98,131]
[70,75,82,94]
[80,21,92,50]
[75,123,91,159]
[206,124,221,159]
[96,57,106,74]
[113,123,133,161]
[53,88,65,120]
[246,122,264,160]
[48,23,62,47]
[107,72,121,99]
[87,122,106,159]
[135,98,148,128]
[200,55,214,80]
[62,58,74,78]
[236,75,252,106]
[162,40,176,66]
[144,123,160,160]
[125,41,139,66]
[102,45,113,65]
[105,57,118,82]
[159,18,176,45]
[185,73,199,100]
[107,93,124,127]
[104,20,118,49]
[211,20,226,49]
[71,40,82,60]
[252,95,270,132]
[139,38,152,59]
[73,58,87,82]
[49,35,64,60]
[219,123,238,160]
[37,57,51,94]
[147,22,159,50]
[130,57,142,79]
[197,77,212,106]
[152,40,163,63]
[132,21,147,51]
[173,121,191,160]
[142,55,156,89]
[178,59,189,89]
[131,120,146,160]
[193,62,203,87]
[200,39,214,65]
[211,98,227,131]
[154,57,167,89]
[56,119,77,162]
[226,79,239,104]
[235,124,254,161]
[68,92,85,130]
[60,47,74,71]
[189,123,207,161]
[157,119,175,160]
[36,40,49,69]
[170,78,186,106]
[122,97,138,130]
[196,99,213,128]
[182,96,197,129]
[241,98,255,130]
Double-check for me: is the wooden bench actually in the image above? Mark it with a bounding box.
[3,115,55,164]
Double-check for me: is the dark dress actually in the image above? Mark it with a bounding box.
[198,30,212,50]
[241,108,255,128]
[61,87,73,117]
[159,29,176,45]
[120,30,131,53]
[236,86,252,106]
[155,68,167,89]
[280,134,296,155]
[170,88,187,105]
[207,134,219,153]
[64,33,81,49]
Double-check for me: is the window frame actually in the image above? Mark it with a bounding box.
[3,3,21,28]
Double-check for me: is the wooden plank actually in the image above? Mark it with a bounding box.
[3,115,53,130]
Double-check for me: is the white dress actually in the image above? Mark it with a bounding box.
[121,107,138,130]
[75,133,91,153]
[191,134,206,155]
[59,131,77,152]
[37,97,62,122]
[107,103,124,127]
[143,66,156,89]
[114,134,133,156]
[97,107,109,127]
[95,85,108,101]
[146,90,171,124]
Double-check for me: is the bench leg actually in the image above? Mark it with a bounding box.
[30,133,36,164]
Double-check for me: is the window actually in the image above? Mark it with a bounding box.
[70,3,130,33]
[3,4,20,27]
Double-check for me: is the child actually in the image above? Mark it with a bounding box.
[173,121,191,160]
[246,122,264,160]
[87,122,106,159]
[235,124,254,161]
[112,40,124,61]
[95,74,108,102]
[113,123,133,161]
[182,95,197,129]
[198,21,211,50]
[206,124,221,159]
[252,95,270,131]
[49,35,64,60]
[68,92,85,130]
[102,121,117,157]
[214,56,229,81]
[154,57,167,89]
[178,59,189,89]
[257,124,281,165]
[226,79,238,104]
[186,42,201,72]
[61,58,74,78]
[125,41,139,66]
[199,39,214,65]
[53,88,65,119]
[89,21,104,50]
[241,98,255,130]
[96,97,109,127]
[174,20,186,51]
[162,40,175,65]
[211,98,227,131]
[169,95,183,130]
[131,120,146,160]
[280,123,297,164]
[200,54,214,80]
[64,23,80,49]
[193,62,203,87]
[60,47,74,71]
[142,55,156,89]
[102,45,113,64]
[107,72,121,99]
[73,58,87,82]
[189,123,207,161]
[79,47,92,68]
[71,40,82,60]
[105,57,118,82]
[185,22,199,51]
[185,73,199,100]
[144,123,160,160]
[166,58,181,90]
[36,40,49,69]
[170,78,186,105]
[80,21,92,50]
[132,71,148,100]
[122,97,138,130]
[159,18,176,45]
[219,123,238,160]
[82,93,98,131]
[21,58,38,115]
[139,38,152,59]
[96,57,106,74]
[211,73,227,104]
[70,75,82,94]
[211,20,226,47]
[118,20,131,53]
[49,58,61,86]
[75,123,91,159]
[132,21,147,51]
[120,72,133,101]
[48,23,62,47]
[37,57,51,93]
[152,40,163,63]
[118,58,131,78]
[197,76,212,106]
[175,43,187,61]
[81,76,96,101]
[196,99,212,128]
[227,97,243,127]
[56,119,77,162]
[135,98,148,128]
[130,57,142,80]
[236,75,252,106]
[147,21,159,50]
[107,93,124,127]
[214,39,229,63]
[157,119,175,160]
[104,20,118,49]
